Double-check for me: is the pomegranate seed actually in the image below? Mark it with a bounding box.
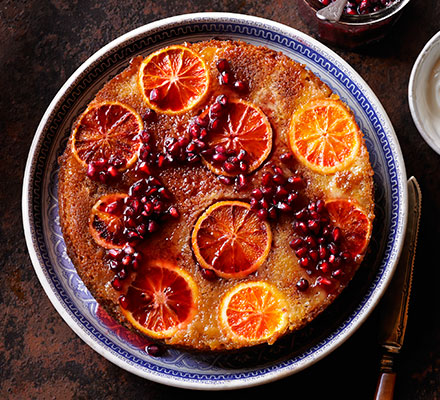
[287,176,303,187]
[277,202,291,212]
[118,268,127,280]
[148,220,158,233]
[251,188,263,200]
[287,192,298,204]
[332,227,342,243]
[142,108,156,123]
[268,207,278,220]
[210,118,220,131]
[216,58,229,73]
[111,277,122,291]
[289,238,304,250]
[319,245,328,260]
[299,257,311,268]
[316,199,325,213]
[223,161,237,173]
[319,261,330,274]
[123,244,136,255]
[220,71,231,85]
[168,206,179,218]
[218,175,233,185]
[237,149,247,161]
[317,276,332,287]
[212,153,227,163]
[236,174,247,190]
[233,80,246,91]
[195,115,208,127]
[305,235,317,248]
[200,267,217,281]
[146,344,164,357]
[108,248,122,259]
[295,247,308,258]
[137,161,151,175]
[216,94,228,107]
[189,123,200,138]
[119,295,129,309]
[259,198,270,209]
[280,152,293,163]
[149,88,161,102]
[272,174,285,185]
[262,172,273,186]
[341,251,352,262]
[332,269,343,278]
[257,208,268,221]
[215,145,226,154]
[239,161,248,172]
[261,186,274,197]
[107,165,119,178]
[328,242,338,255]
[98,171,109,184]
[296,278,309,292]
[158,187,172,200]
[308,219,320,234]
[105,201,120,214]
[295,209,308,221]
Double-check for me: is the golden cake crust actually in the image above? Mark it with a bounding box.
[58,39,374,351]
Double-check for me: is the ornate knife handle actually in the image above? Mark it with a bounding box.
[374,351,396,399]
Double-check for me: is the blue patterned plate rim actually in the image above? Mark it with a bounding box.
[22,12,407,390]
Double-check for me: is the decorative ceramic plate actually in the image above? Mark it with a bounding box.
[22,13,407,390]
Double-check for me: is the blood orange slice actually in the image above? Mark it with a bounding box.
[191,201,272,279]
[288,98,361,174]
[72,101,143,169]
[138,45,209,114]
[89,193,128,249]
[120,260,198,339]
[219,281,289,345]
[325,198,372,255]
[203,99,273,176]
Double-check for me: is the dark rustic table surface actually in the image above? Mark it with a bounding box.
[1,1,440,399]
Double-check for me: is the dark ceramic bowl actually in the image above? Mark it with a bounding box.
[298,0,411,48]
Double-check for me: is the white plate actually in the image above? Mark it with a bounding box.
[409,30,440,155]
[22,12,407,390]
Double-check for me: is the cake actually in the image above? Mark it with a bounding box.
[58,39,374,351]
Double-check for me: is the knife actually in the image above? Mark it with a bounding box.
[374,176,421,400]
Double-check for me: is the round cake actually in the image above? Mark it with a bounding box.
[58,39,374,351]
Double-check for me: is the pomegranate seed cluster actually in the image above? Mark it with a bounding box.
[159,94,229,167]
[104,175,179,291]
[216,58,247,92]
[289,199,353,290]
[319,0,397,15]
[250,164,304,222]
[86,157,126,184]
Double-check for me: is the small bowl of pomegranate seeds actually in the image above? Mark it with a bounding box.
[298,0,411,48]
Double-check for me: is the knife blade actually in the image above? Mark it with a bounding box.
[374,176,422,400]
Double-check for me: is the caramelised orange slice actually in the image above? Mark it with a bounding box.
[120,260,198,339]
[202,99,273,176]
[219,281,289,345]
[325,198,372,255]
[89,193,128,249]
[288,98,361,174]
[138,45,209,114]
[191,201,272,279]
[72,101,143,169]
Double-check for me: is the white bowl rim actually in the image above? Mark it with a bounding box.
[408,30,440,155]
[22,11,408,390]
